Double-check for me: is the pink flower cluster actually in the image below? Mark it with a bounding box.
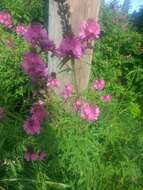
[24,151,46,161]
[0,11,100,61]
[22,52,48,80]
[58,36,83,59]
[61,84,74,102]
[101,94,112,103]
[23,118,41,135]
[0,107,4,120]
[80,103,100,121]
[47,78,60,88]
[92,80,112,103]
[79,19,100,40]
[74,99,82,110]
[24,24,55,52]
[16,25,27,36]
[74,100,100,122]
[31,100,47,121]
[46,72,60,88]
[93,80,105,91]
[0,11,13,28]
[23,101,46,135]
[0,11,104,161]
[58,20,100,59]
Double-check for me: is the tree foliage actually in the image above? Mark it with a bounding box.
[93,4,143,112]
[122,0,131,13]
[131,6,143,33]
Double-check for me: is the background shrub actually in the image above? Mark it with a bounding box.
[92,6,143,113]
[0,0,43,24]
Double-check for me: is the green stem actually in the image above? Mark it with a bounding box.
[71,59,79,97]
[43,0,49,30]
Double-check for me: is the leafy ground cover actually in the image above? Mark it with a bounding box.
[0,1,142,190]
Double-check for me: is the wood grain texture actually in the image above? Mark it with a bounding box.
[48,0,101,92]
[69,0,100,33]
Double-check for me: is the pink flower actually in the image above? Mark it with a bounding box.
[101,94,112,103]
[22,52,48,80]
[0,107,4,120]
[38,100,45,105]
[24,152,31,161]
[0,11,13,28]
[40,38,55,53]
[61,84,74,101]
[79,19,100,40]
[47,78,60,88]
[74,99,82,110]
[24,23,55,52]
[30,101,47,122]
[24,151,46,161]
[93,80,105,91]
[39,152,47,160]
[23,118,41,135]
[30,153,39,161]
[80,103,100,122]
[16,24,27,36]
[58,36,83,59]
[23,101,47,135]
[66,84,74,93]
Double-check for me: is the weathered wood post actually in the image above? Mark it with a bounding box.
[48,0,101,93]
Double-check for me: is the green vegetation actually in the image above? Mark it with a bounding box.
[0,1,143,190]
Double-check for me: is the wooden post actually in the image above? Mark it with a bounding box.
[48,0,101,93]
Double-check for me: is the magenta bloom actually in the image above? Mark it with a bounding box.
[0,107,4,120]
[0,11,13,28]
[47,78,60,88]
[16,24,27,36]
[39,152,47,160]
[61,84,74,102]
[23,118,41,135]
[58,36,83,59]
[23,101,47,135]
[22,52,48,80]
[24,24,46,46]
[40,38,55,53]
[30,153,39,161]
[24,151,46,161]
[80,103,100,122]
[24,152,31,161]
[30,101,47,122]
[79,19,100,40]
[93,80,105,91]
[74,99,82,110]
[65,84,74,93]
[101,94,112,103]
[24,23,55,52]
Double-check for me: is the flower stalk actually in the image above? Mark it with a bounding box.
[71,58,79,97]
